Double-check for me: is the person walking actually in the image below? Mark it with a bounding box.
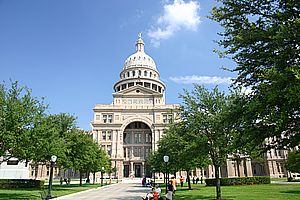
[179,176,184,187]
[166,180,173,200]
[171,177,177,194]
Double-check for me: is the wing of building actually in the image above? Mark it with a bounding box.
[91,35,179,178]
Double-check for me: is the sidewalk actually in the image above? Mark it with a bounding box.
[54,182,152,200]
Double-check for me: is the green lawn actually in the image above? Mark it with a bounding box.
[172,184,300,200]
[1,183,299,200]
[0,183,104,200]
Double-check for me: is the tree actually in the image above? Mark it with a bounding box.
[64,129,110,186]
[211,0,300,149]
[180,85,242,200]
[285,150,300,174]
[31,113,77,166]
[0,81,47,164]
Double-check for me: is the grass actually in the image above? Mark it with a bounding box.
[171,183,300,200]
[0,183,105,200]
[1,182,299,200]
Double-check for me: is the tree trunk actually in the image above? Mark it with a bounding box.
[93,172,96,184]
[215,165,221,200]
[79,171,82,186]
[236,160,240,177]
[243,158,248,177]
[186,170,191,190]
[200,168,203,184]
[86,171,90,184]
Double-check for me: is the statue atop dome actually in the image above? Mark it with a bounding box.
[136,33,145,52]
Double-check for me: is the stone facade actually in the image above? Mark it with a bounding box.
[91,35,179,178]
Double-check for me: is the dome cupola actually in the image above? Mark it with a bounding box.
[113,33,166,98]
[123,33,157,71]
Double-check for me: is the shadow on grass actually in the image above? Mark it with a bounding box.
[0,192,41,200]
[281,190,300,195]
[174,194,235,200]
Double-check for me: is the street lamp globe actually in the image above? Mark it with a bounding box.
[51,155,57,162]
[163,155,169,163]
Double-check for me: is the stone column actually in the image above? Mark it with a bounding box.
[245,158,253,177]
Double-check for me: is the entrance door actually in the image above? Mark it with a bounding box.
[124,165,129,177]
[134,164,141,177]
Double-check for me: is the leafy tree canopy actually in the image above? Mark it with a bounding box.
[211,0,300,149]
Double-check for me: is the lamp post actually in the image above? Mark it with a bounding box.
[153,168,156,187]
[101,166,104,186]
[163,155,169,193]
[46,155,57,200]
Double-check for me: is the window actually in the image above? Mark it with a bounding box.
[107,145,112,156]
[103,114,113,123]
[144,82,150,88]
[150,72,152,77]
[102,132,106,141]
[132,71,135,77]
[7,160,19,165]
[145,148,149,158]
[152,84,157,91]
[145,133,151,143]
[138,70,141,76]
[107,131,112,140]
[108,115,112,123]
[133,147,138,157]
[144,71,147,76]
[163,114,173,124]
[134,133,139,143]
[127,72,130,77]
[138,133,142,143]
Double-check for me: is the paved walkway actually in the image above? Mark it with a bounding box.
[54,183,152,200]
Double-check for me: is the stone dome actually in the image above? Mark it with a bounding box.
[123,35,157,71]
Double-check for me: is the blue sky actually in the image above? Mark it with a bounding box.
[0,0,236,130]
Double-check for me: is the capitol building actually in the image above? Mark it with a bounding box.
[90,35,179,178]
[90,35,292,180]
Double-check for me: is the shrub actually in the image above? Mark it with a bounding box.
[0,179,45,188]
[205,176,271,186]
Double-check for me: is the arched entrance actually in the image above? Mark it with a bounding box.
[123,121,152,178]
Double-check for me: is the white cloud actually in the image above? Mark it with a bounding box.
[147,0,201,47]
[169,75,233,85]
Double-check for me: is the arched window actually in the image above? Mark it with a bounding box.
[132,71,136,77]
[127,72,130,77]
[144,71,147,76]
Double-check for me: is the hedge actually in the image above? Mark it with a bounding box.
[0,179,45,188]
[205,176,271,186]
